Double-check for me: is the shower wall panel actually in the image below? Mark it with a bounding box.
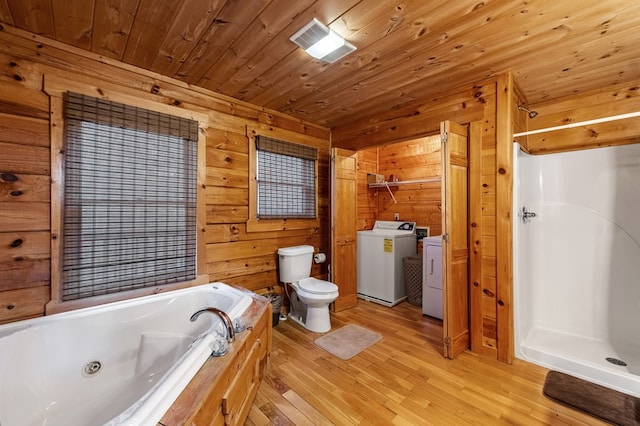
[514,142,640,394]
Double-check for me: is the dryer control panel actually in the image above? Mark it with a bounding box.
[371,221,416,234]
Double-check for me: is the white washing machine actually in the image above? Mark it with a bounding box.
[357,221,417,307]
[422,236,443,319]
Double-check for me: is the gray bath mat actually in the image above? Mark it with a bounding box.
[314,324,381,360]
[543,371,640,425]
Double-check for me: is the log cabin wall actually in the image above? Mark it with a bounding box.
[0,27,330,324]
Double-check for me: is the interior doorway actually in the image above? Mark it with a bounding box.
[331,121,471,359]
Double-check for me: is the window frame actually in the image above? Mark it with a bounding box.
[45,76,209,314]
[247,125,321,232]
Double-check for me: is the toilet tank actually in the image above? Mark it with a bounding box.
[278,245,314,283]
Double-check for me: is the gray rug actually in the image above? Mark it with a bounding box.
[314,324,382,360]
[543,371,640,425]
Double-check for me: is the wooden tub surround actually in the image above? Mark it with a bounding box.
[160,293,272,426]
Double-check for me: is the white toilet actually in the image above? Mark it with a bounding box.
[278,245,339,333]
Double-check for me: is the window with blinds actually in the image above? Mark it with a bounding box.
[62,92,199,301]
[255,136,317,219]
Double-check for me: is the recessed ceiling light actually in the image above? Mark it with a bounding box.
[290,18,356,63]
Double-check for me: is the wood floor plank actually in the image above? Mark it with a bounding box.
[250,300,608,425]
[281,389,334,426]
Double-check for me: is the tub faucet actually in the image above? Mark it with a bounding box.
[190,308,235,343]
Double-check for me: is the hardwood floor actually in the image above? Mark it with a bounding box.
[247,300,606,425]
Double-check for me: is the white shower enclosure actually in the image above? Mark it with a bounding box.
[513,142,640,397]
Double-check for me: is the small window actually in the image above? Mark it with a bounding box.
[255,135,317,219]
[61,92,199,301]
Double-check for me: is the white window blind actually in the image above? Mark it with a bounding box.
[255,136,317,219]
[62,92,198,301]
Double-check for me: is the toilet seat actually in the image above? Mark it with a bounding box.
[298,277,338,295]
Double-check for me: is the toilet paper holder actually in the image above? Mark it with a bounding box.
[313,253,326,263]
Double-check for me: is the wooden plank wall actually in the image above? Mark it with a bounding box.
[521,80,640,153]
[475,81,500,358]
[355,137,442,236]
[376,137,442,235]
[0,27,330,324]
[356,148,378,231]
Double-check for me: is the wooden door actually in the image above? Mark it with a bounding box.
[330,148,358,311]
[441,121,470,358]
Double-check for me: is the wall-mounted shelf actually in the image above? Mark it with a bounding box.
[368,177,441,204]
[367,177,441,188]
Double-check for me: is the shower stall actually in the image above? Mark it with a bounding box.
[513,142,640,397]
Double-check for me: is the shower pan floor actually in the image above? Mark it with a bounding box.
[520,327,640,398]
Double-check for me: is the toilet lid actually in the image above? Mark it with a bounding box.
[298,277,338,294]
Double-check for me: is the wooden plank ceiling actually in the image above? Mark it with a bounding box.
[0,0,638,128]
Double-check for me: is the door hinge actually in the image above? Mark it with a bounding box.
[444,337,451,348]
[441,131,448,143]
[442,233,449,243]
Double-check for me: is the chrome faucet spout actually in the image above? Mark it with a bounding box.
[190,307,235,343]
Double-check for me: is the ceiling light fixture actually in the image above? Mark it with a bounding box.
[290,18,356,63]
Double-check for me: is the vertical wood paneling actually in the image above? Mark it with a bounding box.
[223,0,362,97]
[495,72,514,363]
[50,0,94,49]
[5,0,54,37]
[1,0,639,131]
[197,0,316,91]
[468,120,484,354]
[176,0,272,84]
[149,0,226,76]
[0,0,13,25]
[121,0,185,69]
[266,0,487,117]
[469,82,498,356]
[91,0,139,60]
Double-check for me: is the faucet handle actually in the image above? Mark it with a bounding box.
[233,317,246,333]
[210,332,229,357]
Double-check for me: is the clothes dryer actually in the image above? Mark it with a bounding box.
[422,236,443,319]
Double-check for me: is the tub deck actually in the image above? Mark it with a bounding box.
[160,292,271,425]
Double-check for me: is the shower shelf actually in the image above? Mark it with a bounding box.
[367,177,441,188]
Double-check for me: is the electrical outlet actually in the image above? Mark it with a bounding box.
[394,212,400,221]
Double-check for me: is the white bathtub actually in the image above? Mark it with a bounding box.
[513,142,640,397]
[0,282,253,426]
